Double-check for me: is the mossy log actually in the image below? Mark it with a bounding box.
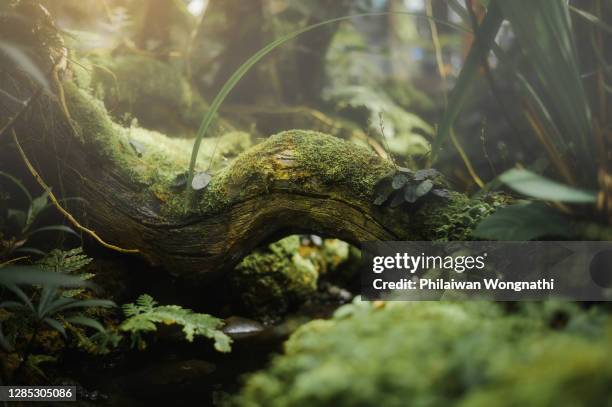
[12,82,494,279]
[2,3,495,280]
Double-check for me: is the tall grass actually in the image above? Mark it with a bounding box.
[439,1,608,207]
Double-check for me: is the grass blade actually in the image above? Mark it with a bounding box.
[432,1,504,159]
[66,315,106,333]
[570,5,612,34]
[185,12,470,209]
[43,317,66,338]
[28,225,80,238]
[0,171,32,203]
[431,1,504,159]
[498,0,593,175]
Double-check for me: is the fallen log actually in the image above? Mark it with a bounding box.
[2,2,497,280]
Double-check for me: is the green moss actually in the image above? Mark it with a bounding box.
[416,192,498,241]
[235,301,612,407]
[88,54,217,135]
[64,81,254,217]
[202,130,394,209]
[232,236,319,319]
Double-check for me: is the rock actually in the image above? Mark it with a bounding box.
[222,317,265,340]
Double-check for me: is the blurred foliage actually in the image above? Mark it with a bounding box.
[0,172,79,260]
[235,300,612,407]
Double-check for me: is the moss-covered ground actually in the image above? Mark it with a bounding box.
[235,300,612,407]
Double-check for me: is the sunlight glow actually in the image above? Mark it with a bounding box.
[187,0,208,16]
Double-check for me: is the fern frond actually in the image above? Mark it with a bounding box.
[120,294,231,352]
[38,247,93,274]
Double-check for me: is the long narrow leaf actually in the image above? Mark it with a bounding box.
[570,5,612,34]
[0,266,91,288]
[0,300,27,310]
[499,168,597,203]
[14,247,47,256]
[185,12,470,208]
[66,315,106,333]
[38,285,61,318]
[43,317,66,338]
[2,283,33,311]
[498,0,593,174]
[432,1,504,158]
[0,171,32,203]
[52,299,116,315]
[0,322,15,352]
[41,296,76,316]
[28,225,80,238]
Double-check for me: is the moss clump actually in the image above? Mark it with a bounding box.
[200,130,395,213]
[88,54,217,135]
[64,81,254,217]
[232,236,320,320]
[235,301,612,407]
[415,192,499,241]
[288,130,395,199]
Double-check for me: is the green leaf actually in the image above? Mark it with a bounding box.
[415,180,434,198]
[28,225,80,239]
[25,192,49,231]
[404,184,418,203]
[474,203,572,240]
[0,322,15,352]
[7,209,26,230]
[38,247,92,273]
[499,169,597,203]
[14,247,47,256]
[38,285,59,317]
[0,266,90,288]
[570,5,612,35]
[1,283,33,311]
[43,317,66,338]
[66,315,106,333]
[120,294,232,352]
[391,174,409,190]
[0,171,32,203]
[51,299,115,315]
[432,1,504,158]
[0,300,27,310]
